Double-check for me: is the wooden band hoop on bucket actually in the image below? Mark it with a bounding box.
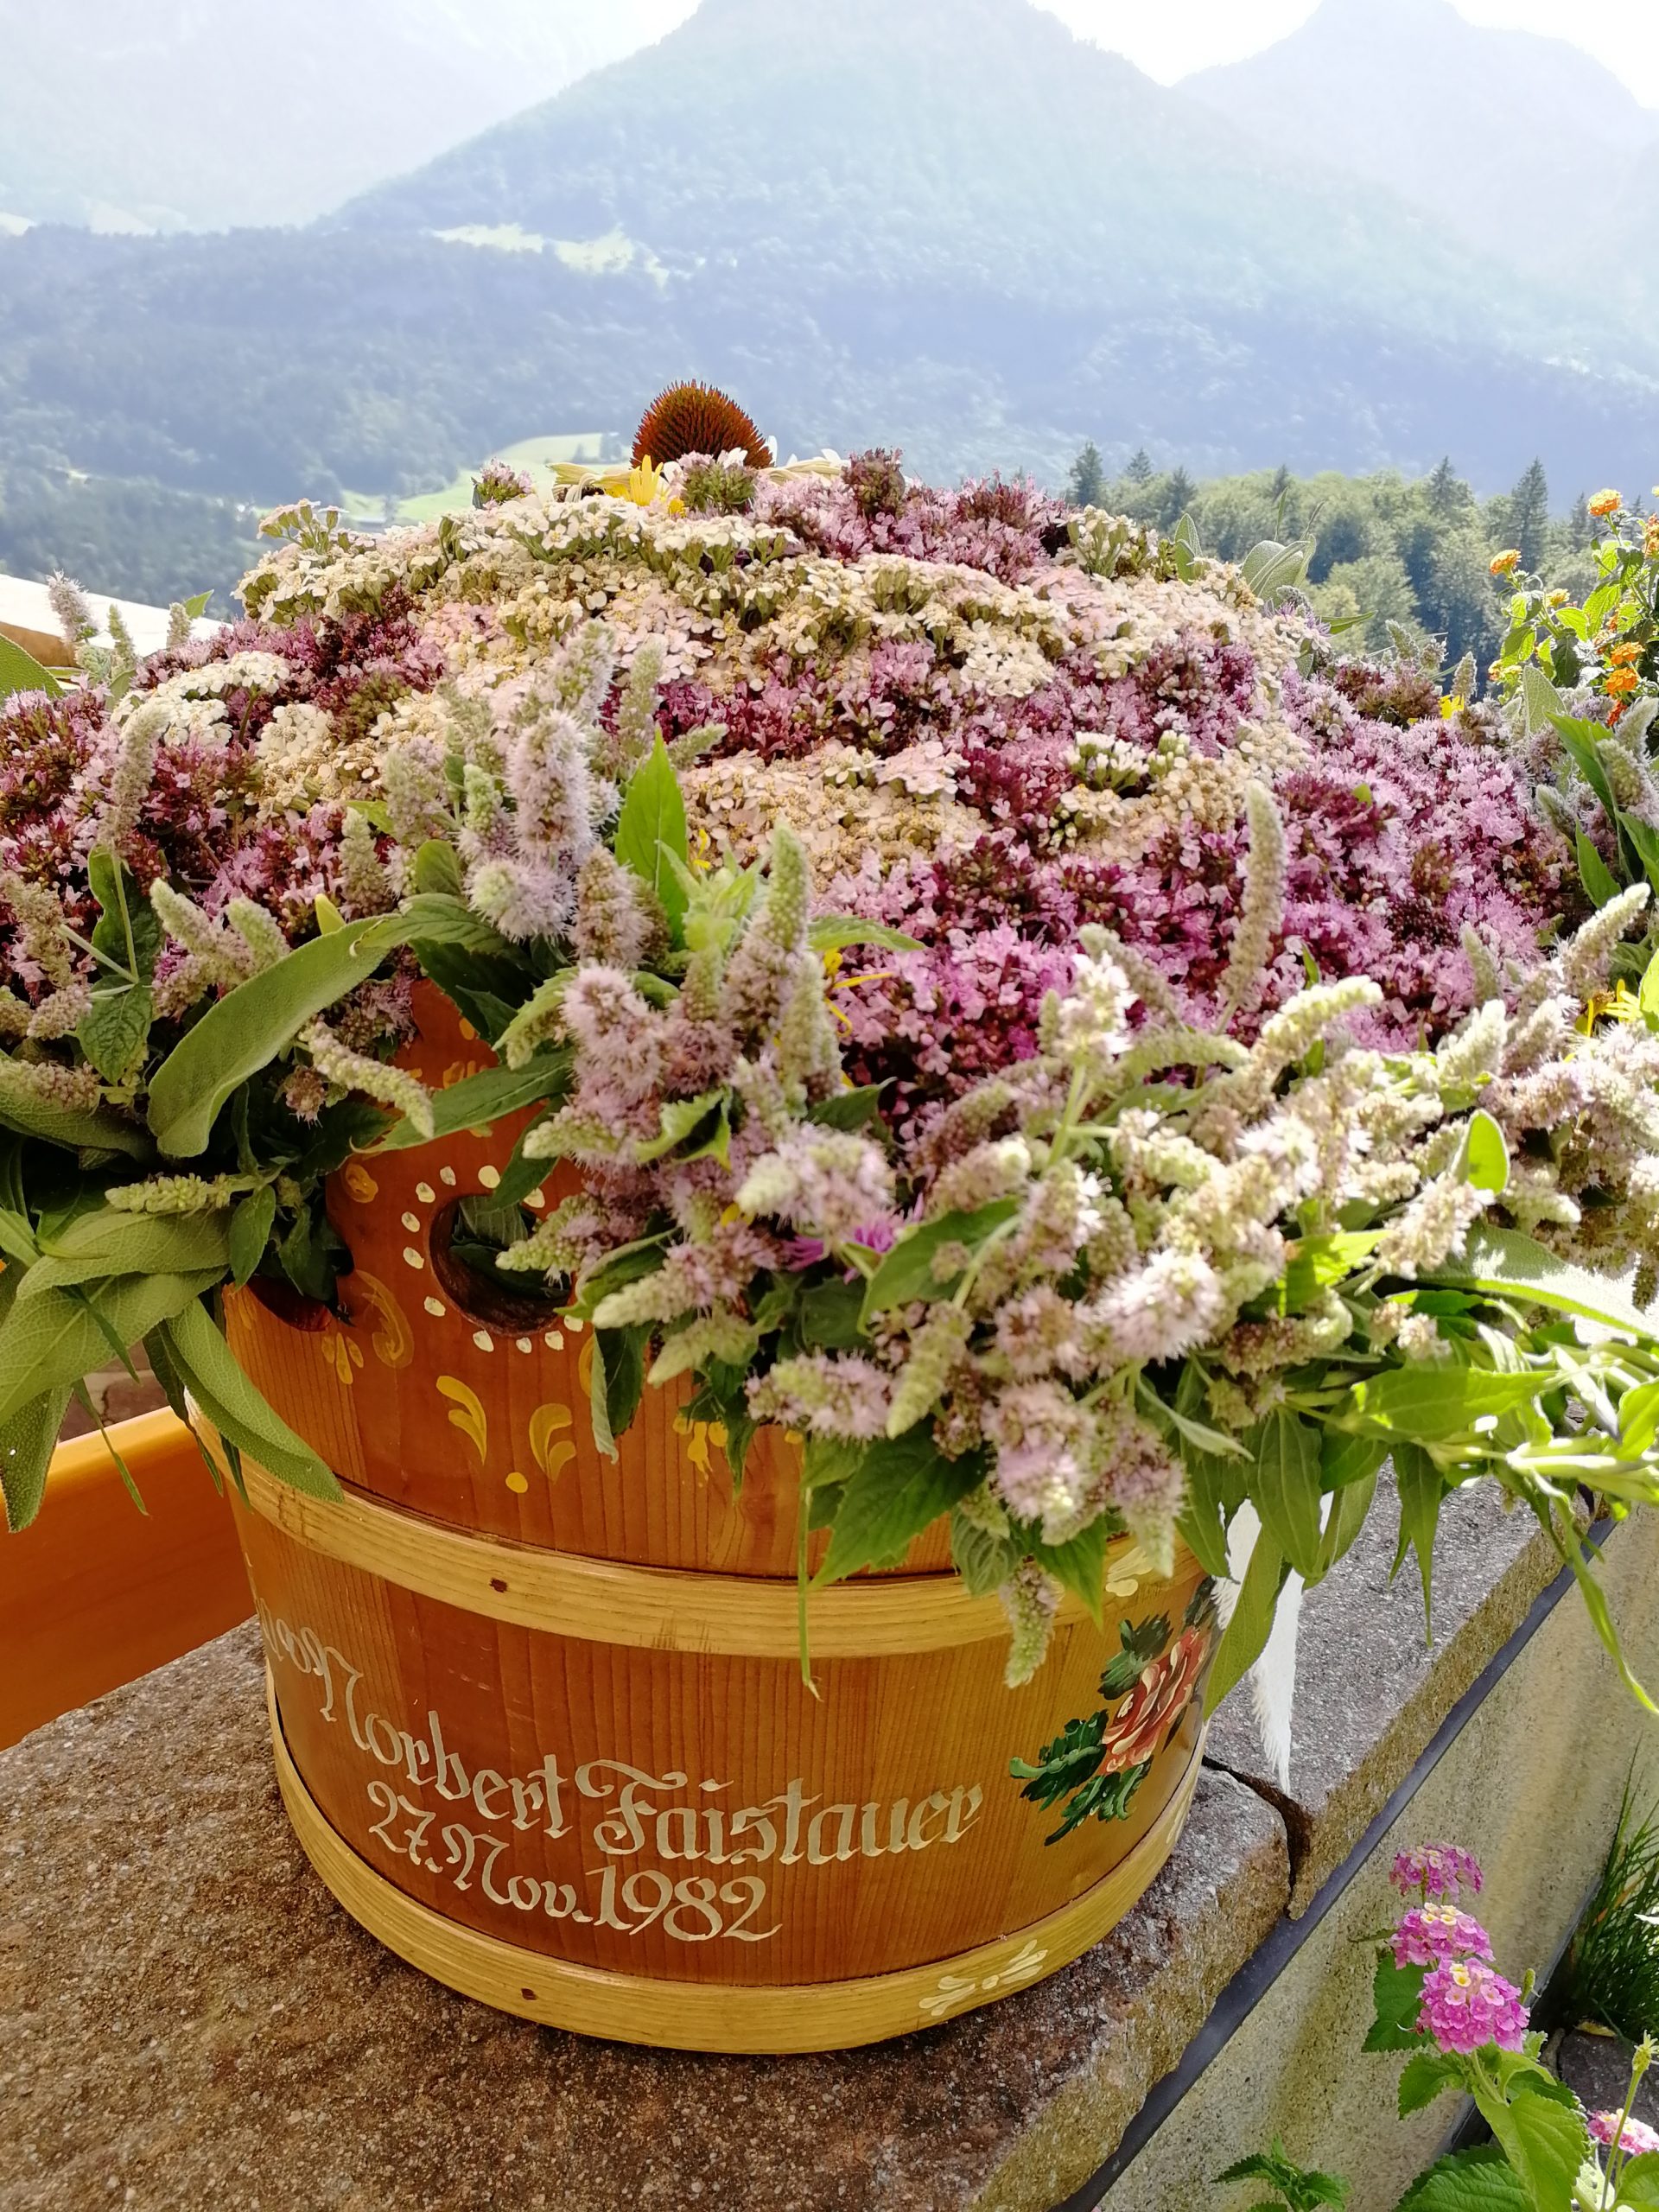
[266,1668,1206,2053]
[230,1447,1158,1659]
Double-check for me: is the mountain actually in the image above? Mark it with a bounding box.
[1183,0,1659,283]
[0,0,696,232]
[3,0,1659,607]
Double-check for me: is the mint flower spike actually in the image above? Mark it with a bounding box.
[106,1172,257,1214]
[1220,781,1287,1020]
[300,1020,435,1141]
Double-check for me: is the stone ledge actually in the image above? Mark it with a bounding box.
[0,1625,1287,2212]
[1205,1476,1567,1913]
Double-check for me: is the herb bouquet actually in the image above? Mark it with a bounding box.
[3,410,1659,2043]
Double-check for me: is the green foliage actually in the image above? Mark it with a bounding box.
[1554,1777,1659,2040]
[1214,2139,1349,2210]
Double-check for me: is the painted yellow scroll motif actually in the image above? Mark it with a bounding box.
[321,1333,364,1388]
[529,1403,575,1484]
[435,1376,488,1465]
[351,1271,415,1370]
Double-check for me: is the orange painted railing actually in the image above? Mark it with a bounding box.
[0,1411,253,1751]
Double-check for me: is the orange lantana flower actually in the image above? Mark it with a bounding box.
[1589,489,1623,518]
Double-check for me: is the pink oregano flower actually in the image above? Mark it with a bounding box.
[1390,1845,1484,1900]
[1417,1956,1529,2055]
[1392,1902,1494,1969]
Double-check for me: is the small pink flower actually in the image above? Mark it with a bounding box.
[1589,2110,1659,2158]
[1418,1957,1529,2055]
[1392,1903,1494,1968]
[1390,1845,1484,1900]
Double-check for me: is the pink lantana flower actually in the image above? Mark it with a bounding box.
[1390,1844,1484,1900]
[1589,2109,1659,2158]
[1417,1957,1529,2055]
[1391,1903,1494,1968]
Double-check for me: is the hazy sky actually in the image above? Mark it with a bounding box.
[1037,0,1659,100]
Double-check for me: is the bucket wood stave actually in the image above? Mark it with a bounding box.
[226,992,1215,2050]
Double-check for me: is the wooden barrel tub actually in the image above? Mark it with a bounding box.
[222,993,1214,2051]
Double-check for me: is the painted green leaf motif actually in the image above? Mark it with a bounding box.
[148,912,410,1158]
[0,1384,75,1532]
[161,1297,339,1501]
[816,1432,986,1583]
[23,1207,232,1298]
[614,736,690,937]
[860,1198,1020,1319]
[0,1269,220,1432]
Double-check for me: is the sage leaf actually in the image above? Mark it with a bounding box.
[23,1206,232,1298]
[148,912,410,1158]
[0,632,62,701]
[1427,1223,1659,1340]
[805,916,922,954]
[228,1185,277,1288]
[161,1296,339,1500]
[0,1384,75,1531]
[0,1268,219,1431]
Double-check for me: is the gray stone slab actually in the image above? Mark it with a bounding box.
[0,1625,1289,2212]
[1205,1476,1566,1914]
[1557,2031,1659,2138]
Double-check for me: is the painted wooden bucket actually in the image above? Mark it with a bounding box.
[224,991,1215,2051]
